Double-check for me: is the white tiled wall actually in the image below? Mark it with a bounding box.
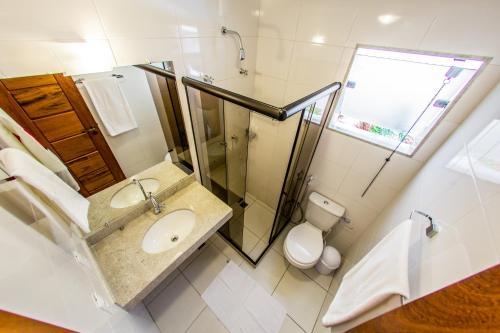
[250,0,500,252]
[1,1,500,329]
[331,83,500,312]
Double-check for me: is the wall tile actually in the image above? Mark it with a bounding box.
[181,37,231,80]
[0,41,63,77]
[313,130,363,168]
[252,75,286,106]
[109,38,183,67]
[258,0,300,40]
[50,39,116,75]
[94,0,179,38]
[419,0,500,65]
[221,0,260,37]
[0,0,105,40]
[176,0,223,37]
[256,37,294,80]
[288,42,343,86]
[346,0,435,49]
[295,0,359,46]
[309,158,349,194]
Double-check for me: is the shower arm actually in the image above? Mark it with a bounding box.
[221,26,246,61]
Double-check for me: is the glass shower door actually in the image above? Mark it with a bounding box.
[186,87,250,250]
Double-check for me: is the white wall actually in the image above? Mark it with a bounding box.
[0,0,259,329]
[74,66,168,177]
[328,83,500,322]
[0,205,159,333]
[251,0,500,252]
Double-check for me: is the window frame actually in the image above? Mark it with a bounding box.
[326,44,490,157]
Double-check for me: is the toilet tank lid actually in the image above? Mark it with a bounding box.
[309,192,345,217]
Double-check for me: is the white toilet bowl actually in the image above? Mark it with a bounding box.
[284,192,344,270]
[283,222,323,269]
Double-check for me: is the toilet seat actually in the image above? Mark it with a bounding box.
[284,222,323,269]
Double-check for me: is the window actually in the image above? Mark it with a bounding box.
[328,47,485,155]
[305,95,330,124]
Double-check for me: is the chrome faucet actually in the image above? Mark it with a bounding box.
[133,179,164,214]
[147,191,164,215]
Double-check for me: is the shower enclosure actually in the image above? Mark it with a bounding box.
[184,76,341,264]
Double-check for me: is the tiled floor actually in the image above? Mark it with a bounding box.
[144,231,338,333]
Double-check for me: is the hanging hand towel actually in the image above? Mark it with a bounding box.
[0,148,90,233]
[322,221,412,327]
[82,77,137,136]
[0,108,80,191]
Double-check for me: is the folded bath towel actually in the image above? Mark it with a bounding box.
[83,77,137,136]
[322,221,412,326]
[0,148,90,233]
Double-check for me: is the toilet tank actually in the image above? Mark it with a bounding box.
[305,192,345,231]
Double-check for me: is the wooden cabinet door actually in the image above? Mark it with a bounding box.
[0,74,125,196]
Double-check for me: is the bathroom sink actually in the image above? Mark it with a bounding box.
[142,210,196,254]
[110,178,160,208]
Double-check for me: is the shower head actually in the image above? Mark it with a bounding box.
[221,26,246,61]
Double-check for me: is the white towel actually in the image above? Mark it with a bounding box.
[322,221,412,327]
[0,148,90,233]
[82,77,137,136]
[0,108,80,191]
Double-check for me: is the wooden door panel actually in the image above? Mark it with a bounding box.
[79,167,115,192]
[11,84,73,118]
[54,74,125,182]
[0,310,74,333]
[1,73,125,196]
[34,111,84,142]
[1,74,57,90]
[67,152,107,177]
[52,134,96,162]
[349,264,500,332]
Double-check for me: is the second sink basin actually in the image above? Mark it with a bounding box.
[142,209,196,254]
[110,178,160,209]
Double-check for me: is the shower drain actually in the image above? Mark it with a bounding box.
[171,235,179,242]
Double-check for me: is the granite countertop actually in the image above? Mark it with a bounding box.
[85,161,193,244]
[91,181,232,309]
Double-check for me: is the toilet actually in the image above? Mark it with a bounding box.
[284,192,345,270]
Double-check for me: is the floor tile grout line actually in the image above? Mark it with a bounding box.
[182,304,207,333]
[311,290,330,333]
[143,300,162,333]
[287,314,307,333]
[143,270,180,306]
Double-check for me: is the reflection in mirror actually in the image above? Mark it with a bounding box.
[0,61,194,243]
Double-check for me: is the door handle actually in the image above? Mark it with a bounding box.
[83,127,98,134]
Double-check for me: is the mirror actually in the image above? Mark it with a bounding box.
[0,61,195,242]
[0,61,192,197]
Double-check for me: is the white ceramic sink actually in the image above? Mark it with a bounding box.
[142,209,196,254]
[110,178,160,209]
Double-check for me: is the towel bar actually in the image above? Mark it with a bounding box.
[410,210,438,238]
[74,74,124,84]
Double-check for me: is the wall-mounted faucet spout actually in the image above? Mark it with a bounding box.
[221,26,248,76]
[221,26,246,61]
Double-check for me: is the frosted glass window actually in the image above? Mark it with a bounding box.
[328,47,484,155]
[305,95,330,124]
